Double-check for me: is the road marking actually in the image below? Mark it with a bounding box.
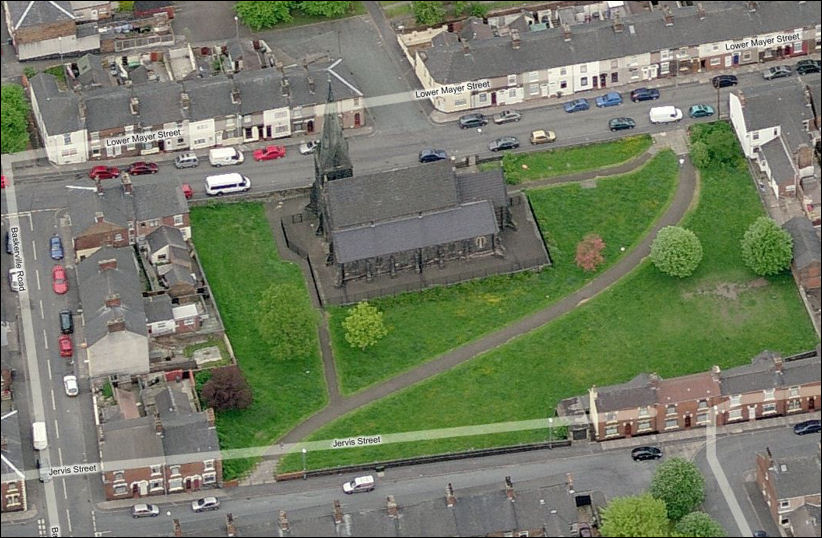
[40,299,45,319]
[54,419,60,440]
[50,388,56,411]
[706,408,752,537]
[32,239,37,261]
[43,328,49,349]
[62,480,68,500]
[65,507,72,533]
[47,360,52,378]
[36,268,41,290]
[58,446,63,466]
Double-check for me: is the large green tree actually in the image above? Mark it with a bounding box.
[412,1,446,25]
[675,512,726,537]
[650,226,703,278]
[342,301,389,350]
[649,457,705,521]
[235,1,294,30]
[599,494,669,537]
[740,216,793,276]
[257,283,317,359]
[297,1,351,17]
[1,84,30,154]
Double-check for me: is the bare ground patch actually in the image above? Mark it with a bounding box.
[682,278,769,301]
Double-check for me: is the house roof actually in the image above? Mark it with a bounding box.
[29,73,83,135]
[8,0,74,31]
[151,383,220,459]
[422,2,820,84]
[788,505,822,538]
[74,53,111,89]
[737,77,814,149]
[719,351,790,395]
[459,16,495,41]
[100,415,165,466]
[285,62,363,109]
[233,69,289,115]
[783,216,822,272]
[183,77,238,121]
[656,371,720,404]
[84,85,137,132]
[0,408,26,481]
[456,169,508,208]
[132,180,188,222]
[162,264,196,288]
[799,177,821,205]
[146,225,186,253]
[130,81,187,126]
[759,139,795,183]
[332,200,500,264]
[143,294,173,323]
[172,303,198,321]
[781,354,821,386]
[765,452,822,500]
[594,372,657,412]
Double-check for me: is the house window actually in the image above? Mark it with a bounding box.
[611,72,618,83]
[169,465,181,476]
[728,408,743,421]
[698,400,708,410]
[780,517,789,526]
[787,399,802,412]
[637,419,652,432]
[763,388,775,401]
[477,93,489,104]
[752,132,760,141]
[63,133,72,144]
[638,407,649,418]
[580,77,588,87]
[507,74,517,86]
[114,233,123,242]
[528,71,539,82]
[697,412,709,425]
[6,493,21,506]
[168,477,184,492]
[779,500,791,510]
[605,425,618,437]
[203,472,217,485]
[113,483,129,495]
[507,88,517,98]
[661,49,671,60]
[194,138,206,145]
[184,318,196,326]
[560,68,567,75]
[454,98,467,107]
[762,402,777,415]
[204,459,215,471]
[729,395,741,407]
[149,478,164,491]
[666,404,676,415]
[742,51,752,61]
[529,84,539,95]
[606,412,617,422]
[150,465,161,475]
[789,386,800,397]
[560,80,567,89]
[580,65,587,74]
[114,471,124,482]
[710,57,721,66]
[611,60,618,70]
[665,418,678,430]
[174,214,183,226]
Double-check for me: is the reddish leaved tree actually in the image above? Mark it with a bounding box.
[575,234,606,272]
[201,365,253,411]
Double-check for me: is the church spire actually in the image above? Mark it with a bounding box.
[314,78,353,183]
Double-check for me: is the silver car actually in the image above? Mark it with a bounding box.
[191,496,220,512]
[131,503,160,518]
[763,65,792,80]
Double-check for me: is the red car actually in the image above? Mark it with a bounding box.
[52,265,68,294]
[127,162,158,175]
[181,183,193,199]
[58,334,73,357]
[89,166,120,180]
[253,145,286,161]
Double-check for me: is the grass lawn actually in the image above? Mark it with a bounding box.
[503,135,653,184]
[278,123,817,471]
[330,150,680,394]
[190,203,326,480]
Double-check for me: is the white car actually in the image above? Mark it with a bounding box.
[342,475,375,494]
[299,140,319,155]
[191,496,220,512]
[63,375,78,397]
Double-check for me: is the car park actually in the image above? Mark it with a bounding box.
[127,162,158,175]
[253,145,287,161]
[793,419,821,435]
[630,88,660,102]
[595,92,622,107]
[50,235,64,260]
[711,74,738,88]
[493,110,522,124]
[631,446,663,461]
[299,140,319,155]
[58,334,73,357]
[88,166,120,180]
[343,475,375,494]
[59,309,73,334]
[181,183,193,199]
[191,497,220,512]
[688,104,715,118]
[608,117,636,131]
[564,98,590,113]
[131,503,160,518]
[459,113,488,129]
[63,375,78,397]
[795,59,821,74]
[529,130,556,144]
[763,65,792,80]
[419,149,448,163]
[488,136,519,152]
[52,265,68,294]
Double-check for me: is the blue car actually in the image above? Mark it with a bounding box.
[49,235,64,260]
[564,98,590,113]
[687,104,715,118]
[595,92,622,108]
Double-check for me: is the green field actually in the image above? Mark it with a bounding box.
[330,150,680,394]
[190,203,326,480]
[278,123,817,471]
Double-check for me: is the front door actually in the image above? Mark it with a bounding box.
[684,415,692,428]
[624,423,632,437]
[601,73,607,87]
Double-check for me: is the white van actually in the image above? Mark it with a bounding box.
[209,147,244,167]
[205,173,251,196]
[649,106,683,124]
[8,269,24,292]
[33,422,48,450]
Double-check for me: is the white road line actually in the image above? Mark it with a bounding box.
[36,268,41,290]
[65,506,72,533]
[54,419,60,440]
[47,360,53,379]
[43,328,49,348]
[32,239,37,261]
[50,388,56,411]
[40,299,45,319]
[62,480,68,499]
[58,446,63,466]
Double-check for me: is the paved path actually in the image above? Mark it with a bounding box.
[275,129,696,447]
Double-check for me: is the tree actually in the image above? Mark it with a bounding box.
[649,457,705,521]
[470,2,490,17]
[201,366,252,410]
[650,226,703,278]
[599,494,669,537]
[257,283,317,359]
[740,217,793,276]
[342,301,389,350]
[575,234,607,272]
[675,512,726,537]
[297,1,351,17]
[1,84,30,154]
[412,1,446,25]
[453,1,469,16]
[235,1,294,31]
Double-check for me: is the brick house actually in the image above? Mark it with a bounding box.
[4,0,101,60]
[783,216,822,291]
[1,389,27,512]
[100,415,165,498]
[756,445,821,534]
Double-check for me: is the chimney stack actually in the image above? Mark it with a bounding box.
[697,2,706,20]
[738,90,746,108]
[129,96,140,115]
[333,500,343,524]
[105,293,121,308]
[96,180,104,196]
[773,355,784,372]
[747,1,758,12]
[95,211,105,224]
[386,496,399,518]
[278,511,289,531]
[613,13,624,33]
[562,23,572,42]
[462,40,470,55]
[226,513,236,537]
[205,407,215,426]
[231,87,241,105]
[280,77,290,97]
[79,100,87,120]
[511,29,521,49]
[180,92,190,111]
[106,317,126,333]
[154,413,163,435]
[173,519,182,537]
[98,258,118,271]
[505,476,515,501]
[122,175,133,195]
[307,75,315,93]
[663,6,674,26]
[446,483,457,507]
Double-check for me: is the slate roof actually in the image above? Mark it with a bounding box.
[74,53,111,89]
[788,505,822,538]
[100,415,164,466]
[7,0,74,30]
[0,408,25,482]
[183,77,237,121]
[766,452,821,500]
[163,264,196,288]
[594,372,657,412]
[232,69,288,116]
[656,371,720,404]
[152,384,220,459]
[459,16,495,41]
[760,139,794,183]
[783,216,821,272]
[131,81,187,126]
[456,169,508,208]
[143,294,173,323]
[781,354,821,386]
[422,2,821,84]
[738,77,814,149]
[719,351,783,395]
[132,180,188,222]
[285,62,362,109]
[29,73,83,135]
[332,200,499,264]
[84,86,136,132]
[146,225,186,253]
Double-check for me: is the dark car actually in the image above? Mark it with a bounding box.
[59,309,73,334]
[5,231,12,254]
[49,235,64,260]
[88,166,120,180]
[488,136,519,152]
[711,74,738,88]
[609,117,636,131]
[631,446,663,461]
[595,92,622,108]
[793,419,821,435]
[419,149,448,163]
[127,161,158,175]
[796,59,821,75]
[459,113,488,129]
[630,88,660,102]
[763,65,792,80]
[564,98,590,113]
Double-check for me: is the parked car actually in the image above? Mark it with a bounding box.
[711,74,738,88]
[608,117,636,131]
[127,161,158,175]
[59,309,73,334]
[174,152,199,169]
[58,334,73,358]
[88,166,120,180]
[5,231,12,254]
[493,110,522,124]
[49,235,64,260]
[299,140,319,155]
[631,446,663,461]
[564,98,590,113]
[181,183,193,200]
[253,145,286,161]
[131,503,160,518]
[52,265,68,294]
[793,419,821,435]
[488,136,520,152]
[529,130,556,144]
[459,113,488,129]
[191,497,220,512]
[418,149,448,163]
[342,475,375,494]
[595,92,622,107]
[795,59,822,75]
[688,104,715,118]
[630,87,660,102]
[63,375,78,397]
[763,65,792,80]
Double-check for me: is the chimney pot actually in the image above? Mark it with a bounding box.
[333,500,343,524]
[511,29,521,49]
[562,23,571,41]
[446,483,456,507]
[386,495,399,518]
[106,317,126,333]
[278,510,289,531]
[105,293,121,308]
[122,175,133,195]
[98,258,118,271]
[505,476,515,501]
[95,211,105,223]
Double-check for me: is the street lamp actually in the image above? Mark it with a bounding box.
[301,448,307,479]
[58,36,63,66]
[548,417,553,448]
